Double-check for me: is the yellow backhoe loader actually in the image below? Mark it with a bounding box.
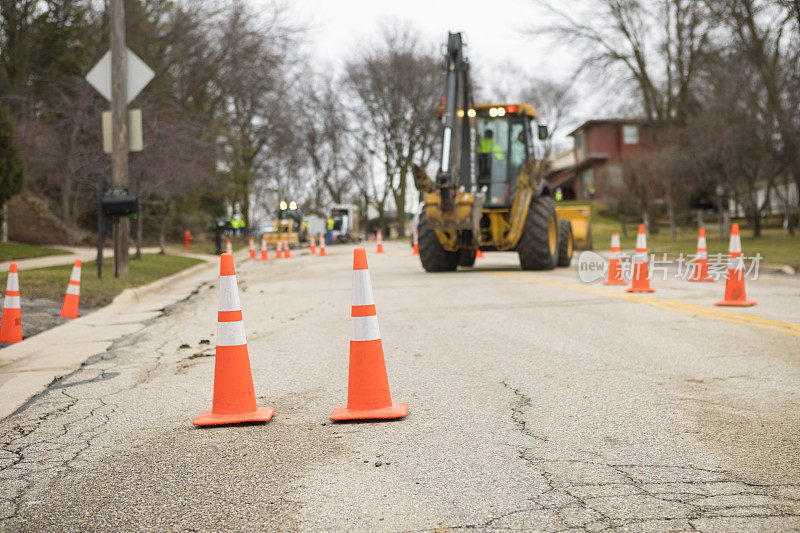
[412,32,591,271]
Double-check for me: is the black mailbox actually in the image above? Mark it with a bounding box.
[101,196,138,216]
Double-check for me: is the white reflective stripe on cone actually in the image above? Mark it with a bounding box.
[3,296,20,308]
[698,237,707,249]
[6,275,18,292]
[70,267,81,282]
[729,234,741,253]
[697,250,708,259]
[66,284,80,296]
[728,255,744,270]
[218,275,242,312]
[611,234,620,248]
[352,271,375,306]
[635,233,647,249]
[611,251,620,259]
[217,320,247,346]
[633,251,648,263]
[351,315,380,342]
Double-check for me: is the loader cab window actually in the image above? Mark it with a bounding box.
[477,116,529,206]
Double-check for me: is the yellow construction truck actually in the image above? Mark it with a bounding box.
[265,200,307,247]
[412,32,590,271]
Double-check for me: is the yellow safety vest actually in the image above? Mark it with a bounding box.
[478,138,504,160]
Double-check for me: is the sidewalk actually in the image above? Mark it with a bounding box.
[0,246,161,272]
[0,249,238,420]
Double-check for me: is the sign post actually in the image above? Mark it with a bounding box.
[85,3,153,280]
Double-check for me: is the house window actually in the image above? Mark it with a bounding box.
[623,125,639,145]
[574,131,586,160]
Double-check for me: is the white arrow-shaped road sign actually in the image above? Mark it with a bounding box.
[85,48,154,104]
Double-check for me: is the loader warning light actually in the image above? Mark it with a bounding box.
[506,105,518,113]
[467,109,476,118]
[280,200,288,210]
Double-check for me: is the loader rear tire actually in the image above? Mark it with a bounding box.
[458,249,476,267]
[518,195,558,270]
[557,219,573,267]
[418,212,459,272]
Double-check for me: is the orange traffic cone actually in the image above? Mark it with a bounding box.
[275,240,283,259]
[0,263,22,343]
[260,235,269,260]
[715,223,756,306]
[319,234,327,257]
[688,227,714,282]
[184,229,193,249]
[283,240,291,259]
[193,253,276,426]
[626,224,654,293]
[412,230,419,255]
[476,249,485,258]
[59,259,81,319]
[604,233,626,285]
[376,230,384,254]
[248,237,256,259]
[330,248,408,421]
[226,239,233,255]
[310,235,316,254]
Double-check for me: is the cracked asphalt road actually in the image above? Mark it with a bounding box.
[1,241,799,531]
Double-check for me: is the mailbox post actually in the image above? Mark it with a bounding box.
[97,176,138,279]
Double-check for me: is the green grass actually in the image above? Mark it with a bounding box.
[0,253,204,307]
[588,209,800,268]
[0,243,69,261]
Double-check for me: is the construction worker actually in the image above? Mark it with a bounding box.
[232,214,245,236]
[478,130,504,161]
[555,188,564,202]
[325,216,334,245]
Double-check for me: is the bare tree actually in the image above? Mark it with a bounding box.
[535,0,714,232]
[344,22,441,236]
[298,73,357,210]
[520,76,577,158]
[706,0,800,233]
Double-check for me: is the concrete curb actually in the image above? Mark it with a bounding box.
[0,250,244,421]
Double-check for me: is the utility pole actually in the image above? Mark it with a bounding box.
[110,0,129,279]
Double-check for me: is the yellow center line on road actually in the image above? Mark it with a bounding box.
[492,271,800,338]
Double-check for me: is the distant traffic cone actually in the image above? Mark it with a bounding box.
[412,230,419,255]
[0,263,22,343]
[715,223,756,306]
[283,239,291,259]
[248,237,256,259]
[184,229,193,249]
[59,259,81,319]
[319,234,327,257]
[376,230,384,253]
[275,240,283,259]
[226,239,233,255]
[260,235,269,260]
[371,233,376,242]
[310,235,316,254]
[626,224,654,293]
[193,253,276,426]
[476,249,485,258]
[604,233,626,285]
[688,227,714,282]
[330,248,408,421]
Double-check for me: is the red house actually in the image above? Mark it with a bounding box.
[547,119,655,202]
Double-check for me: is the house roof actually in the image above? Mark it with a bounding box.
[568,118,648,137]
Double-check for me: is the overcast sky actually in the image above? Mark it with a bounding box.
[286,0,574,78]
